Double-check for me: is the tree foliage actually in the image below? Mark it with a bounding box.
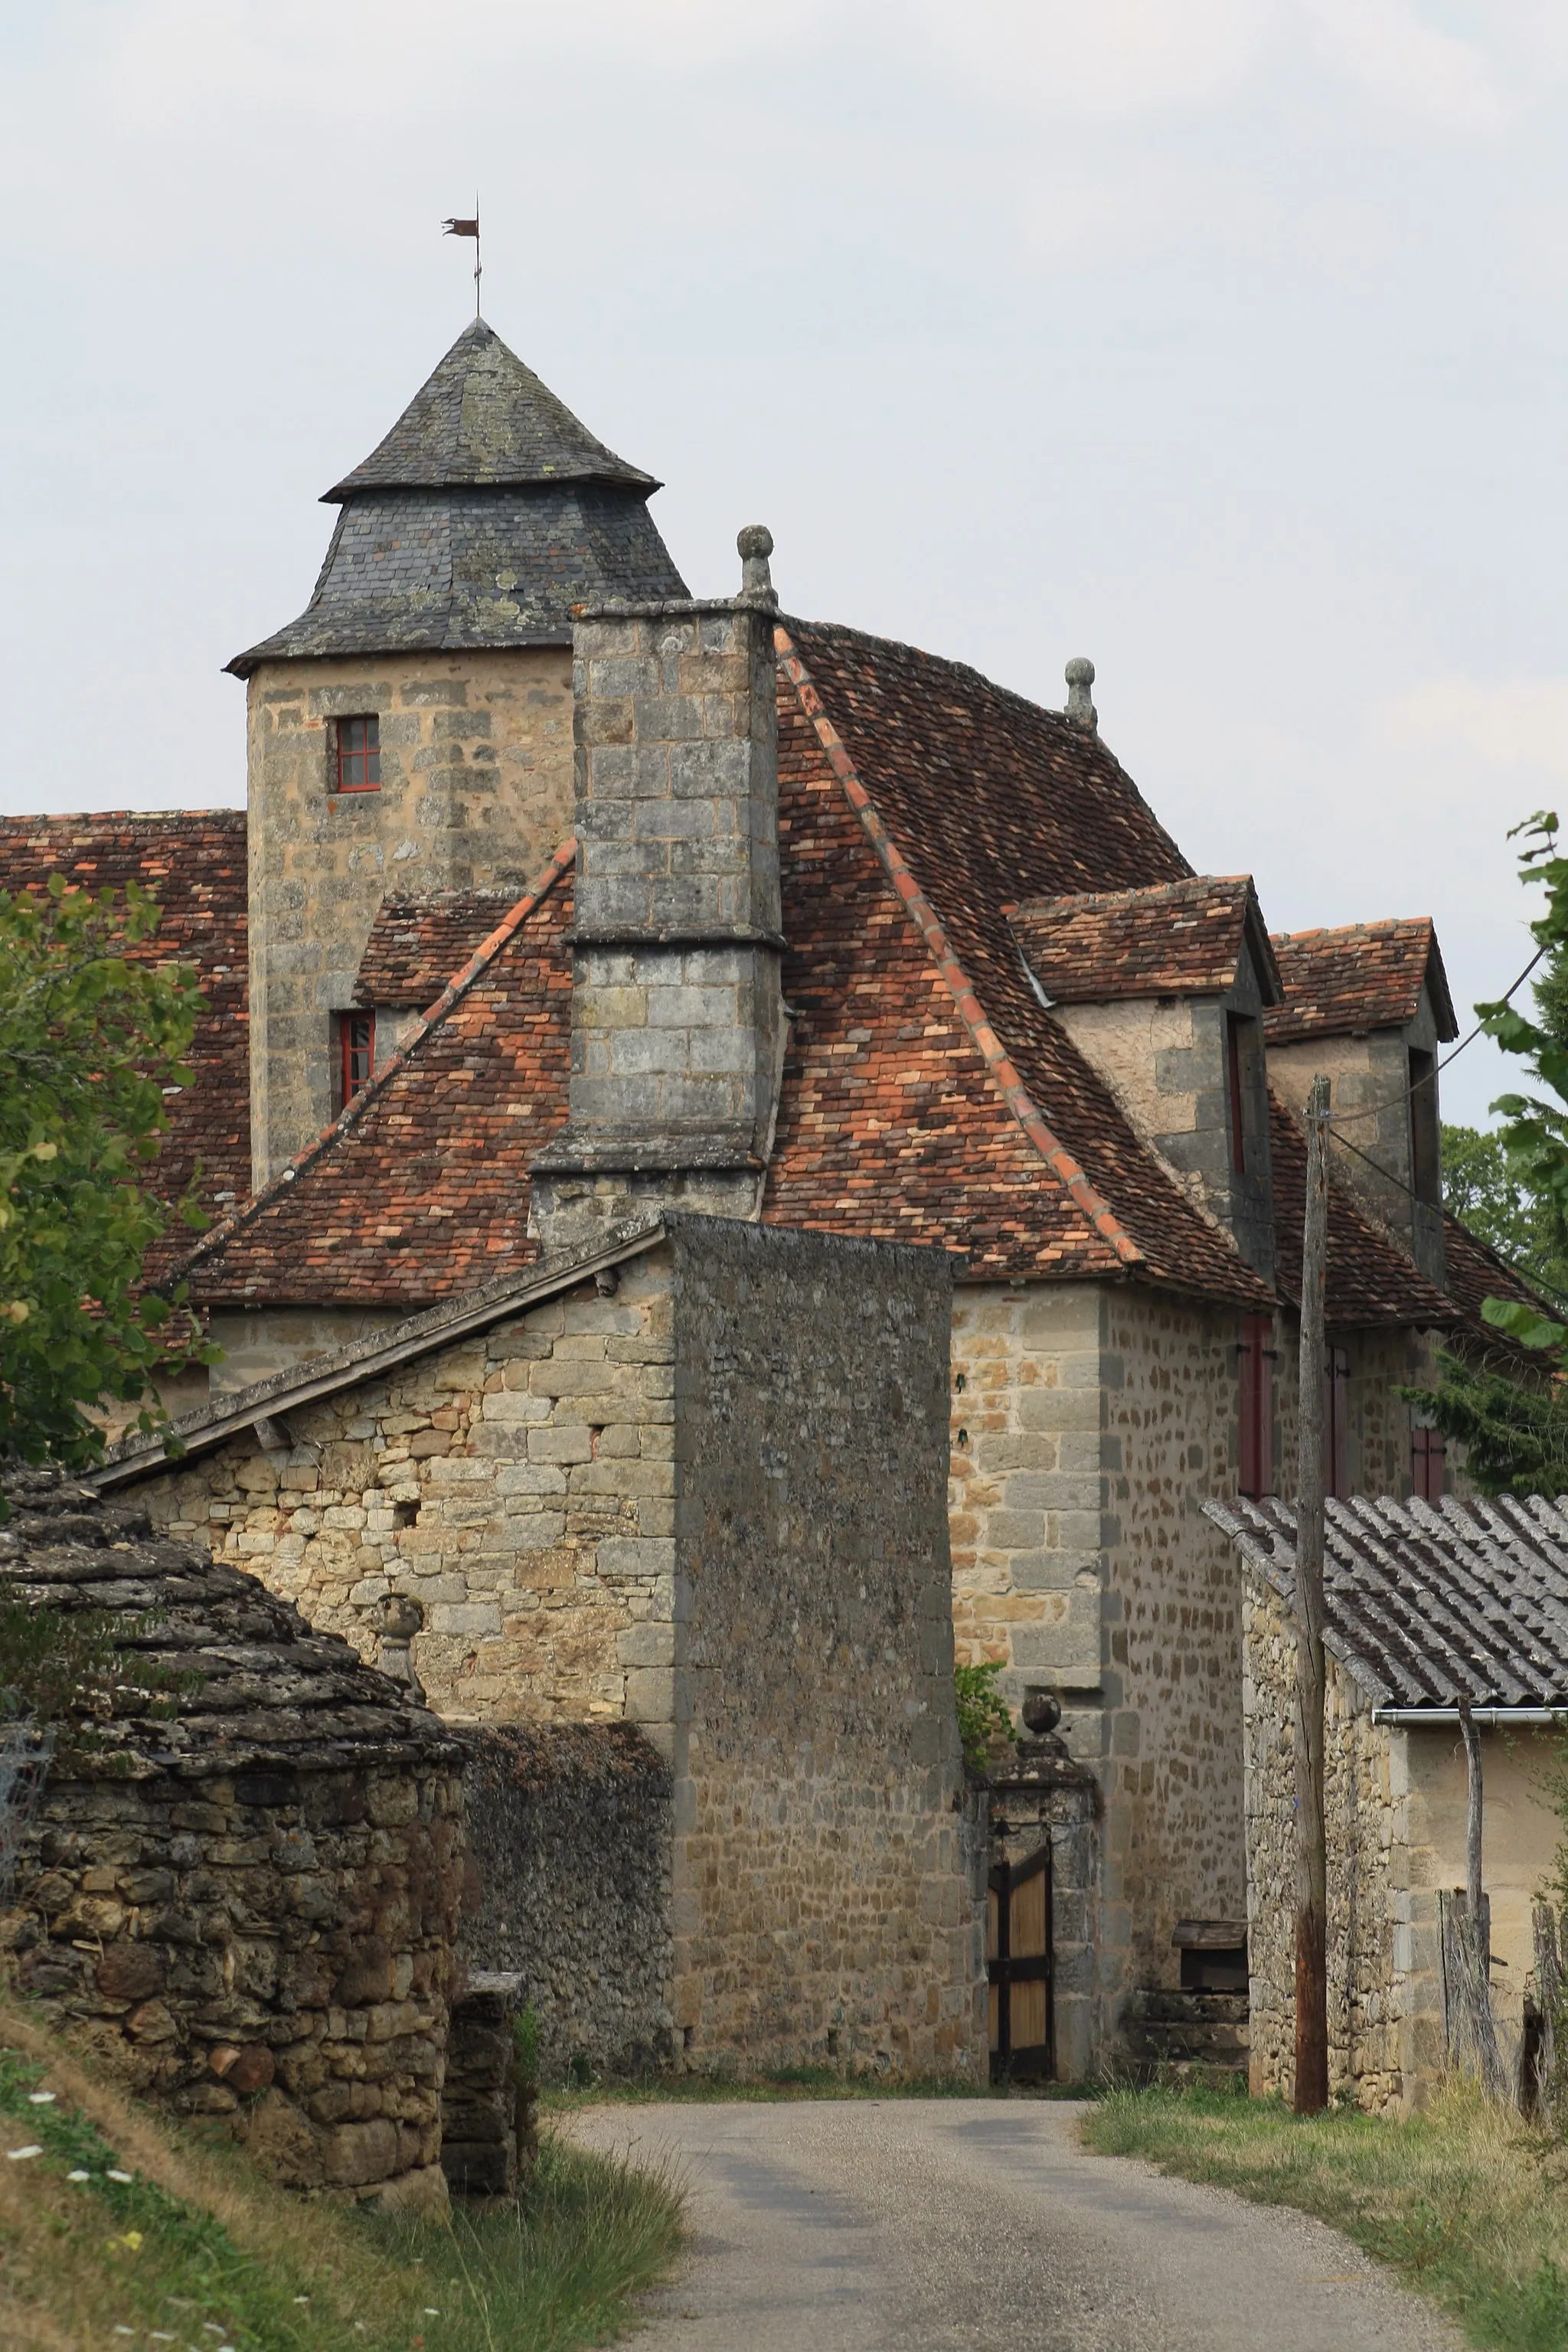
[1400,1351,1568,1501]
[0,877,215,1474]
[1441,1120,1568,1307]
[954,1661,1017,1771]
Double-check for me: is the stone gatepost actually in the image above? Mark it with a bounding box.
[988,1698,1102,2083]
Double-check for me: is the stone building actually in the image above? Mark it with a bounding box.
[0,1469,465,2212]
[1207,1489,1568,2113]
[2,314,1542,2080]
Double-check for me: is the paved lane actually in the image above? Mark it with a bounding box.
[567,2099,1463,2351]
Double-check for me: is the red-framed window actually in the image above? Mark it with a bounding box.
[1324,1344,1350,1500]
[334,1012,374,1112]
[334,714,381,793]
[1409,1047,1440,1207]
[1412,1422,1446,1503]
[1226,1015,1247,1175]
[1237,1312,1276,1498]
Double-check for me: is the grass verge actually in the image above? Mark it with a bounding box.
[1083,2080,1568,2352]
[542,2062,996,2114]
[0,1996,682,2352]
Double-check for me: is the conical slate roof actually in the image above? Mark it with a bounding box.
[227,320,687,675]
[322,318,659,501]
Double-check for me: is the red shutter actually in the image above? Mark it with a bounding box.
[334,1012,375,1112]
[1323,1346,1349,1499]
[1412,1423,1445,1503]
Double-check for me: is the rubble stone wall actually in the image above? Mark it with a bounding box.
[668,1219,987,2076]
[140,1253,677,1740]
[458,1723,674,2079]
[1242,1564,1405,2110]
[7,1760,465,2210]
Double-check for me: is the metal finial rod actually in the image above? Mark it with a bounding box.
[441,199,482,316]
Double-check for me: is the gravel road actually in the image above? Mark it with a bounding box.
[567,2098,1465,2350]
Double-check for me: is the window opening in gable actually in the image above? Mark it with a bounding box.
[333,1011,375,1114]
[1226,1014,1252,1177]
[334,714,381,793]
[1237,1312,1276,1498]
[1323,1344,1350,1499]
[1409,1047,1440,1207]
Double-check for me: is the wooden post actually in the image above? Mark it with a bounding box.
[1294,1073,1331,2115]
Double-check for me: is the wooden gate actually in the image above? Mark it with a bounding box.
[988,1844,1053,2082]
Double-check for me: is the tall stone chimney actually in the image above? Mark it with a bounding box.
[530,529,786,1249]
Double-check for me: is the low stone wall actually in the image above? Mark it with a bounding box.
[1243,1565,1403,2109]
[459,1724,674,2079]
[0,1471,466,2214]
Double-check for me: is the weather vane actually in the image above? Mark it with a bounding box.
[443,199,481,315]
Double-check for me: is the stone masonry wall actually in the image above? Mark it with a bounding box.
[459,1723,675,2079]
[1243,1565,1404,2111]
[950,1279,1249,2040]
[247,645,573,1186]
[1103,1288,1249,1998]
[668,1219,987,2076]
[8,1761,466,2208]
[141,1253,677,1741]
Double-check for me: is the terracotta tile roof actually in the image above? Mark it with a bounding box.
[1441,1212,1563,1367]
[0,813,250,1252]
[768,621,1272,1304]
[177,844,574,1308]
[352,887,528,1008]
[1209,1490,1568,1713]
[1266,1095,1456,1331]
[1010,877,1282,1008]
[1266,919,1459,1046]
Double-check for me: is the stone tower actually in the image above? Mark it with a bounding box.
[230,318,688,1187]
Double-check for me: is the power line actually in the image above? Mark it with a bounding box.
[1325,941,1550,1142]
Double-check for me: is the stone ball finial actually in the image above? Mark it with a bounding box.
[1021,1687,1063,1740]
[1064,656,1098,735]
[737,524,777,606]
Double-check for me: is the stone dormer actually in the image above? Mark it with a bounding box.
[1264,920,1457,1291]
[1010,875,1282,1282]
[231,318,687,1188]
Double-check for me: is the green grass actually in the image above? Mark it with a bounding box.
[0,2005,682,2352]
[542,2060,997,2115]
[1083,2080,1568,2352]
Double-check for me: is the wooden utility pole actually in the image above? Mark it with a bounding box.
[1294,1073,1331,2115]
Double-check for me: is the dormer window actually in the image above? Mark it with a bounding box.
[1226,1014,1249,1174]
[334,1012,375,1112]
[335,715,381,793]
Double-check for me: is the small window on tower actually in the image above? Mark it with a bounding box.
[334,1013,375,1112]
[334,714,381,793]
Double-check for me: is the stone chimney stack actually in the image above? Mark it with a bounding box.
[530,531,786,1249]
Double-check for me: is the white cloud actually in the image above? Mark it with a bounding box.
[1299,0,1508,130]
[1372,675,1568,783]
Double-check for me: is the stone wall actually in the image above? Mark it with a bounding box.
[141,1253,676,1740]
[1243,1565,1404,2109]
[1050,952,1274,1280]
[459,1724,674,2079]
[1266,988,1446,1289]
[10,1761,465,2207]
[668,1219,986,2076]
[1103,1287,1250,1998]
[1269,1319,1442,1507]
[246,645,573,1185]
[0,1468,467,2216]
[950,1278,1249,2039]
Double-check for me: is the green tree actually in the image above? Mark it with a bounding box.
[0,876,215,1475]
[1441,1121,1568,1302]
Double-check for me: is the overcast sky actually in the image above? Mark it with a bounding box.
[2,0,1564,1123]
